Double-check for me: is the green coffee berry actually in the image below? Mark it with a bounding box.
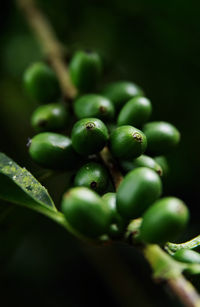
[143,121,180,155]
[71,118,109,155]
[154,156,169,177]
[116,167,162,219]
[74,162,109,194]
[102,81,144,111]
[23,62,60,103]
[173,249,200,264]
[29,132,80,169]
[61,187,110,237]
[102,192,125,238]
[117,96,152,127]
[31,103,68,132]
[74,94,115,121]
[140,197,189,244]
[110,126,147,160]
[133,155,163,175]
[120,155,163,176]
[69,50,102,92]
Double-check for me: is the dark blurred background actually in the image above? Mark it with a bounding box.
[0,0,200,306]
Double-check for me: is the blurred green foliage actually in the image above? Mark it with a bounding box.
[0,0,200,306]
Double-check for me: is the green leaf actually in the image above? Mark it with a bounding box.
[0,153,92,242]
[0,152,56,212]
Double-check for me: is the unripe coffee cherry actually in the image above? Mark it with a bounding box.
[120,155,163,176]
[23,62,60,103]
[102,81,143,111]
[140,197,189,244]
[69,50,102,92]
[31,103,68,132]
[29,132,80,169]
[74,94,115,121]
[143,121,180,155]
[102,192,126,238]
[133,155,163,175]
[71,118,109,155]
[116,167,162,219]
[110,126,147,160]
[61,187,111,237]
[74,162,109,194]
[173,249,200,264]
[117,97,152,127]
[154,156,169,177]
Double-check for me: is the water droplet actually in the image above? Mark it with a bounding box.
[26,185,33,191]
[26,138,32,147]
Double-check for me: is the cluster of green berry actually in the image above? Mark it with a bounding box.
[23,50,189,244]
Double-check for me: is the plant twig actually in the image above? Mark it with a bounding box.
[16,1,200,306]
[144,244,200,307]
[168,276,200,307]
[17,0,77,99]
[100,147,123,189]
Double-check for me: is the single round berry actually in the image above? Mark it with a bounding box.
[102,193,126,238]
[69,50,102,92]
[71,118,109,155]
[120,155,163,176]
[61,187,111,238]
[140,197,189,244]
[102,81,144,112]
[29,132,81,170]
[133,155,163,176]
[74,162,109,194]
[23,62,60,102]
[74,94,115,121]
[154,156,169,177]
[110,126,147,160]
[173,249,200,264]
[116,167,162,219]
[143,121,180,155]
[117,96,152,127]
[31,103,69,132]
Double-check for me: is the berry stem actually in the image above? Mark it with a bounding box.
[100,147,123,189]
[16,0,200,305]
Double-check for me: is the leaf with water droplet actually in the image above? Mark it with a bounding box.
[0,152,56,213]
[0,153,97,242]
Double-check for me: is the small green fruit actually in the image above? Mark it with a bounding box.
[71,118,109,155]
[69,50,102,92]
[31,103,68,132]
[140,197,189,244]
[117,96,152,127]
[74,162,109,194]
[143,121,180,155]
[29,132,80,169]
[154,156,169,177]
[116,167,162,219]
[120,155,163,176]
[61,187,110,237]
[102,192,126,238]
[110,126,147,160]
[24,62,60,102]
[132,155,163,175]
[102,81,143,112]
[74,94,115,121]
[173,249,200,264]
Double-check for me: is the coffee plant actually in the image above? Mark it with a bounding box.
[1,0,200,306]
